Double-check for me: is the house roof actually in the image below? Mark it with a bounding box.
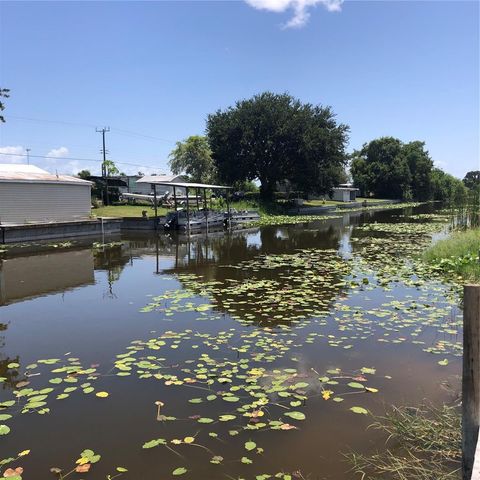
[137,174,186,184]
[0,164,92,186]
[333,186,360,192]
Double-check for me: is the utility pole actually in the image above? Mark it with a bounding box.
[96,127,110,205]
[26,148,31,165]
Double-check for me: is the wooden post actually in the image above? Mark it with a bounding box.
[153,184,158,231]
[463,284,480,480]
[203,189,208,233]
[226,189,231,229]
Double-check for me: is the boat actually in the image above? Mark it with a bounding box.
[164,209,226,231]
[164,209,260,231]
[228,209,261,225]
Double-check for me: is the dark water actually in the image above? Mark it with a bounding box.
[0,205,461,479]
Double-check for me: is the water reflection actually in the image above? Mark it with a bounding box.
[0,249,94,306]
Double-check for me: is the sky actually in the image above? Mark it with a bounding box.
[0,0,478,178]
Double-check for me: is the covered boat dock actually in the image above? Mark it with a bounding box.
[136,178,233,232]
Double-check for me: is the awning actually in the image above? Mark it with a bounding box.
[136,179,232,190]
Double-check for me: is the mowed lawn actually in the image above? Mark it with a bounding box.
[93,204,169,217]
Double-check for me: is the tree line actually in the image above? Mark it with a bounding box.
[2,86,475,203]
[168,91,477,203]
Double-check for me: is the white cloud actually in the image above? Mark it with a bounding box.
[434,159,447,169]
[47,146,69,158]
[245,0,343,28]
[0,145,27,164]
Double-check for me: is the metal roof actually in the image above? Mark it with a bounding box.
[137,174,186,184]
[0,164,92,186]
[137,179,232,189]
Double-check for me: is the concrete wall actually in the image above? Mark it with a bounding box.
[0,218,122,243]
[0,182,92,224]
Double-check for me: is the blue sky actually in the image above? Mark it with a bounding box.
[0,0,478,178]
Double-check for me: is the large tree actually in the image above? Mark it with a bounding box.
[431,168,467,203]
[206,92,349,199]
[168,135,216,184]
[350,137,433,200]
[463,171,480,191]
[77,169,91,179]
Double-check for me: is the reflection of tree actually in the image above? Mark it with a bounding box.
[93,245,130,299]
[156,222,351,326]
[0,352,22,391]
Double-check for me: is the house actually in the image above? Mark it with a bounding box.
[135,174,187,196]
[0,164,92,224]
[116,174,186,196]
[330,184,360,202]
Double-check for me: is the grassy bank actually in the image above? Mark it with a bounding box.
[92,204,168,217]
[92,199,419,224]
[347,404,461,480]
[423,228,480,282]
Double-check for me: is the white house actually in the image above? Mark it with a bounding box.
[0,164,92,224]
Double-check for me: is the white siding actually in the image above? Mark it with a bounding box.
[0,182,91,224]
[331,189,349,202]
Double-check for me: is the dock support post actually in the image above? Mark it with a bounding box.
[226,189,231,230]
[204,189,208,233]
[463,284,480,480]
[186,187,190,235]
[153,184,158,231]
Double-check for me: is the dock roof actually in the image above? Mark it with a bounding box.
[136,178,232,190]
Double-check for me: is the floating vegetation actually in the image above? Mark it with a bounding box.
[0,206,466,478]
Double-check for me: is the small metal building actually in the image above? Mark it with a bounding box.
[330,186,360,202]
[0,164,92,224]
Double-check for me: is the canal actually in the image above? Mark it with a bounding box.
[0,204,461,479]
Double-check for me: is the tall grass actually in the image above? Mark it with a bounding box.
[423,228,480,282]
[346,404,461,480]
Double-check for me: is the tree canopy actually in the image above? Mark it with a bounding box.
[102,159,119,177]
[168,135,216,184]
[206,92,349,199]
[431,168,468,204]
[350,137,433,200]
[463,171,480,191]
[77,169,91,179]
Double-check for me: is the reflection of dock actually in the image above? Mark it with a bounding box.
[0,249,94,305]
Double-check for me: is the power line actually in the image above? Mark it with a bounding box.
[0,151,165,171]
[6,115,176,144]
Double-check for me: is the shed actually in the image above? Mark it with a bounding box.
[0,164,92,224]
[330,186,360,202]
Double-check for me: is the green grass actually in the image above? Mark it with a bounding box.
[357,197,391,203]
[346,404,461,480]
[423,228,480,282]
[93,204,169,218]
[303,199,343,207]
